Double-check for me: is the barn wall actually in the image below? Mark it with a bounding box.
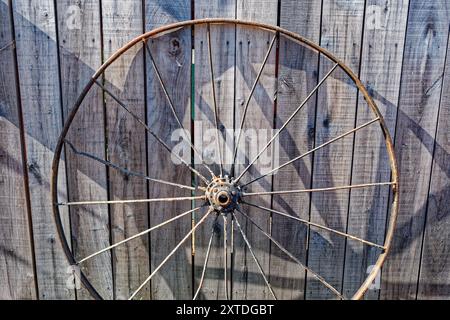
[0,0,449,300]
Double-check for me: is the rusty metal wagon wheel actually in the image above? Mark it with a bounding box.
[51,18,399,300]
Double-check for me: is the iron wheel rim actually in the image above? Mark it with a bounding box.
[50,18,400,300]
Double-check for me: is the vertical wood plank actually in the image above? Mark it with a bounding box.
[342,0,409,299]
[306,0,365,299]
[145,0,193,299]
[193,0,236,299]
[380,0,450,299]
[234,0,278,299]
[0,0,36,300]
[270,0,322,299]
[102,0,149,300]
[57,0,112,299]
[417,30,450,299]
[11,0,74,299]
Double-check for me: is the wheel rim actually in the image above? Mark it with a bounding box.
[50,18,399,300]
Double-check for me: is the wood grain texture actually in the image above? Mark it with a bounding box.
[306,0,365,300]
[234,0,278,300]
[269,0,322,300]
[380,0,450,299]
[145,0,193,299]
[1,0,450,301]
[416,21,450,300]
[342,0,409,299]
[57,0,112,300]
[0,0,36,300]
[102,0,149,300]
[193,0,236,300]
[11,0,74,299]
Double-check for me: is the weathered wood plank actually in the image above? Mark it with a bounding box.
[102,0,149,300]
[145,0,193,299]
[234,0,278,300]
[380,0,450,299]
[417,18,450,300]
[306,0,365,299]
[57,0,112,299]
[0,0,36,300]
[269,0,322,300]
[193,0,236,300]
[342,0,409,299]
[11,0,74,299]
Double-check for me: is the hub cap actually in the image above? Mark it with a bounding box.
[205,176,241,213]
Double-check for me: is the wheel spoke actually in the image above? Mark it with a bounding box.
[235,208,345,300]
[207,23,224,176]
[144,41,215,178]
[58,195,205,206]
[193,214,219,300]
[64,139,200,191]
[222,214,229,300]
[77,206,203,265]
[234,63,339,183]
[242,117,380,187]
[0,40,14,54]
[231,33,277,174]
[230,214,234,297]
[232,212,277,300]
[242,181,395,197]
[93,79,209,184]
[129,208,213,300]
[242,201,384,249]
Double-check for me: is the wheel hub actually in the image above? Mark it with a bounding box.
[205,176,241,213]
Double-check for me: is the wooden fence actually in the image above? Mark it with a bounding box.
[0,0,449,300]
